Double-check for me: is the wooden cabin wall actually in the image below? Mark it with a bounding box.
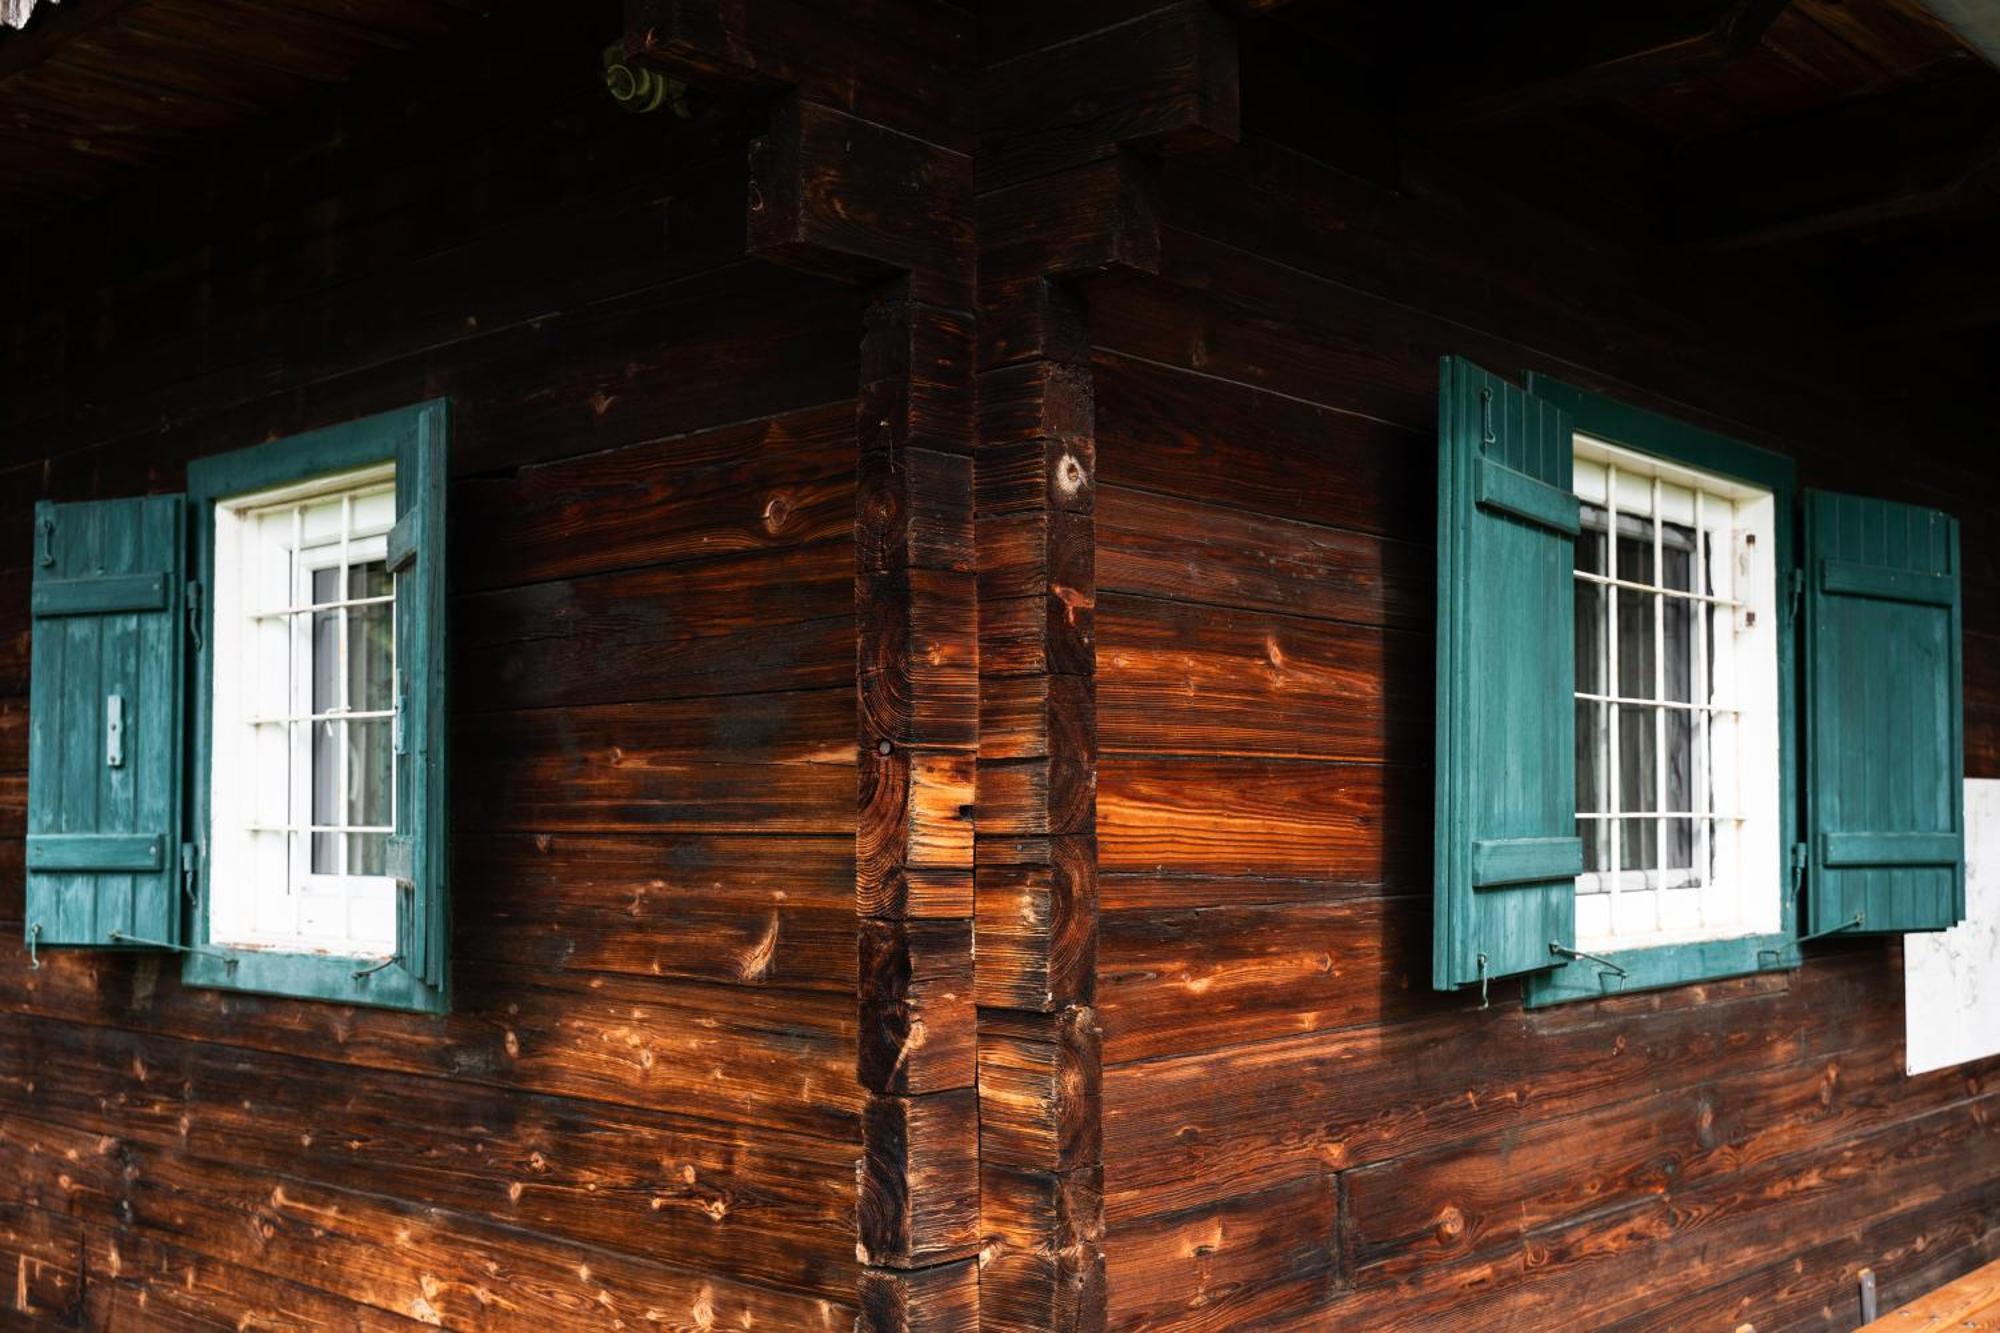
[1084,103,2000,1333]
[0,4,877,1326]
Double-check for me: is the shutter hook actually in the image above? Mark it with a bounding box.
[1476,952,1489,1010]
[1549,941,1628,979]
[353,953,402,981]
[36,515,54,568]
[26,923,40,970]
[1478,387,1496,450]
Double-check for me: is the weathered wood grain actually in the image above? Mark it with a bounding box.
[1096,896,1429,1063]
[979,1162,1107,1333]
[454,540,855,712]
[86,1232,431,1331]
[0,1015,862,1299]
[459,833,855,991]
[1,1112,856,1330]
[1097,485,1431,631]
[454,403,856,593]
[1098,756,1428,879]
[0,947,863,1140]
[1102,1175,1336,1333]
[0,1202,83,1325]
[979,1007,1104,1173]
[1097,593,1428,761]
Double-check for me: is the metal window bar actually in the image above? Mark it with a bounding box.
[247,823,394,835]
[1577,810,1746,821]
[1572,569,1745,609]
[1574,691,1739,713]
[248,592,393,619]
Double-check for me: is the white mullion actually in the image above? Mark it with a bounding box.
[1651,477,1667,935]
[1693,489,1712,921]
[1606,463,1622,932]
[335,493,352,882]
[287,503,307,940]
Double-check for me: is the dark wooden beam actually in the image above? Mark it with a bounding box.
[1676,76,2000,253]
[0,0,148,83]
[1415,0,1793,134]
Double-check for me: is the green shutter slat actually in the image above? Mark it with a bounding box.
[1433,358,1578,990]
[1803,490,1963,936]
[1475,457,1583,536]
[1821,831,1962,868]
[26,833,166,872]
[1819,558,1954,607]
[32,573,170,617]
[25,496,186,951]
[1472,836,1585,888]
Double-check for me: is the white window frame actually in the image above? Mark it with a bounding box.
[1572,434,1781,952]
[207,463,399,958]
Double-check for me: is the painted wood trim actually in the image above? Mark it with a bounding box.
[1472,836,1584,888]
[1823,831,1963,867]
[1512,374,1801,1006]
[1474,456,1583,535]
[1819,557,1956,606]
[182,398,451,1015]
[25,833,165,872]
[1524,931,1796,1008]
[31,573,169,617]
[1524,372,1797,492]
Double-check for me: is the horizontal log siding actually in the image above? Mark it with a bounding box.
[1091,129,2000,1328]
[0,5,867,1326]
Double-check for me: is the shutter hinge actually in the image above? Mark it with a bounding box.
[180,841,199,905]
[1788,567,1804,625]
[186,579,204,650]
[392,671,408,755]
[1790,840,1808,897]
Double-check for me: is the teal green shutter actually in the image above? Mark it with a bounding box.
[1434,358,1580,990]
[1802,491,1963,935]
[390,402,450,996]
[26,496,187,949]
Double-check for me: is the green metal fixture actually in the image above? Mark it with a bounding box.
[603,43,685,115]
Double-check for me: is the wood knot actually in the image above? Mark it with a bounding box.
[761,491,794,534]
[1055,451,1089,498]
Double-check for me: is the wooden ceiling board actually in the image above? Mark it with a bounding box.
[0,0,509,224]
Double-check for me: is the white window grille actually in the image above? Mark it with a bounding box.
[208,465,399,956]
[1572,435,1780,950]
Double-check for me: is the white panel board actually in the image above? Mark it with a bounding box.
[1905,779,2000,1075]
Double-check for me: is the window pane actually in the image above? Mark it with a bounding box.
[349,714,391,811]
[311,602,339,715]
[1618,708,1656,807]
[347,560,393,713]
[1617,529,1654,588]
[1575,574,1606,697]
[312,718,340,874]
[1616,588,1655,699]
[1661,522,1694,592]
[1664,595,1692,704]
